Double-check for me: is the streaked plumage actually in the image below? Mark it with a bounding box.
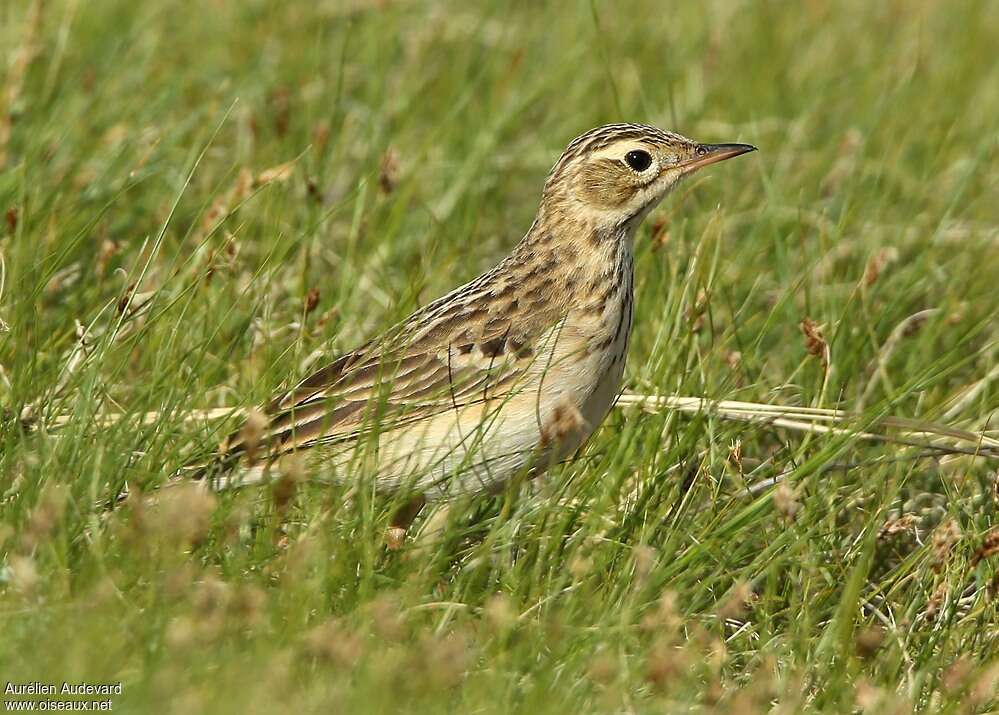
[188,124,755,536]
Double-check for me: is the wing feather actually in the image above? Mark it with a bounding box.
[197,295,560,478]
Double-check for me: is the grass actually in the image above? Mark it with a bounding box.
[1,0,998,712]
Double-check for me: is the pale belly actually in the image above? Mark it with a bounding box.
[225,348,628,501]
[230,290,634,501]
[354,304,632,500]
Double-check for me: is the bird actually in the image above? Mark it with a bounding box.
[187,123,756,547]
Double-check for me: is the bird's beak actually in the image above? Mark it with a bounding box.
[680,143,757,172]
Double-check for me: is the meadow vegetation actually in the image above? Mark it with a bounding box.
[1,0,998,711]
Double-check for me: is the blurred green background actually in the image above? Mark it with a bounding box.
[1,0,997,712]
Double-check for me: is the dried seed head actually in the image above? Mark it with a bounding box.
[302,618,364,667]
[942,657,973,695]
[312,121,330,152]
[569,552,593,579]
[970,662,999,706]
[632,544,657,582]
[878,514,916,540]
[855,625,884,658]
[483,593,516,632]
[117,282,137,314]
[151,483,218,547]
[727,440,743,474]
[972,528,999,566]
[240,409,268,462]
[419,631,472,690]
[587,651,618,685]
[257,160,295,186]
[378,148,400,195]
[366,594,407,641]
[165,616,198,650]
[705,637,728,673]
[644,636,681,691]
[923,582,948,621]
[163,561,198,599]
[96,239,120,275]
[685,289,710,333]
[641,589,681,634]
[269,86,291,137]
[272,453,305,512]
[800,318,828,365]
[304,287,320,316]
[930,518,961,572]
[223,232,238,261]
[718,580,754,621]
[7,554,38,594]
[772,482,801,521]
[650,213,669,250]
[24,482,68,549]
[540,398,587,448]
[854,679,885,712]
[987,571,999,601]
[192,574,231,614]
[862,247,899,287]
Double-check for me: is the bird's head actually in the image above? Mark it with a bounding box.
[541,123,756,233]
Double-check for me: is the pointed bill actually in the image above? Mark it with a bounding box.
[680,143,757,172]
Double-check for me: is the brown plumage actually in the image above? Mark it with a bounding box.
[185,124,756,542]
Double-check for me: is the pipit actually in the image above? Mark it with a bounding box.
[191,124,755,545]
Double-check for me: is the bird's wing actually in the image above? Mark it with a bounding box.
[203,286,564,473]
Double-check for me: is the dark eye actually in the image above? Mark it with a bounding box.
[624,150,653,172]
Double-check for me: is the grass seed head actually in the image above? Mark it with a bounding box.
[304,287,320,316]
[650,213,670,250]
[772,482,801,521]
[970,662,999,707]
[483,593,516,632]
[231,584,267,628]
[855,625,885,658]
[972,528,999,566]
[641,590,681,635]
[24,482,68,549]
[923,582,948,621]
[150,483,217,548]
[854,679,886,713]
[632,544,657,583]
[240,409,268,462]
[644,636,683,692]
[930,518,962,572]
[419,631,472,691]
[863,247,899,287]
[272,454,305,512]
[587,651,618,685]
[302,618,364,668]
[569,552,593,579]
[879,514,916,540]
[799,318,828,365]
[942,657,973,695]
[7,554,38,594]
[311,120,330,153]
[540,398,587,448]
[365,593,407,641]
[718,580,755,621]
[378,148,399,195]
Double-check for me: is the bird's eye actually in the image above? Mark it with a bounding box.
[624,150,653,172]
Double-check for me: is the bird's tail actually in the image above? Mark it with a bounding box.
[105,446,271,512]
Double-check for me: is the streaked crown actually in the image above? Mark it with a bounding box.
[541,123,755,228]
